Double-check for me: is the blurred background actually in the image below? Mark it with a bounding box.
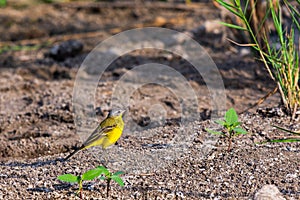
[0,0,285,160]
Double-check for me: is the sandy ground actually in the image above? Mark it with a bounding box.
[0,1,299,199]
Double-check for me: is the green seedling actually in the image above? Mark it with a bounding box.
[259,124,300,144]
[58,166,124,198]
[206,108,247,151]
[57,168,103,198]
[97,166,125,198]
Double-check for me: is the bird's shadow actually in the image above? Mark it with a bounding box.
[27,183,73,193]
[27,182,104,194]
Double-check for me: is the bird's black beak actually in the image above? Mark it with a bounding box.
[121,109,126,116]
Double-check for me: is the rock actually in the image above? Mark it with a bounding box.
[137,115,151,127]
[254,185,285,200]
[47,40,83,61]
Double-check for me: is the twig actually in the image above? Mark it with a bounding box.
[239,86,278,114]
[292,103,298,120]
[226,38,256,47]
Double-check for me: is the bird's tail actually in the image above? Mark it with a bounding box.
[64,147,81,161]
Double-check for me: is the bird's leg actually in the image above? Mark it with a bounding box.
[101,149,108,168]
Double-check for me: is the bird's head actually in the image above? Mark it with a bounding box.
[108,108,126,118]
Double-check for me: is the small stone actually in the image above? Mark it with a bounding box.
[239,47,251,57]
[254,185,285,200]
[47,40,83,61]
[137,115,151,127]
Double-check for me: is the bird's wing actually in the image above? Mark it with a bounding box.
[82,124,116,147]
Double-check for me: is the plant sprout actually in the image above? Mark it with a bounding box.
[97,166,125,198]
[57,168,104,198]
[57,166,124,198]
[206,108,247,151]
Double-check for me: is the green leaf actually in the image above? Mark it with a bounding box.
[215,119,225,126]
[233,121,241,127]
[219,22,247,31]
[216,0,238,9]
[225,108,238,125]
[82,168,103,181]
[272,125,300,136]
[233,127,247,134]
[111,175,125,187]
[235,0,241,7]
[258,138,300,144]
[99,176,106,181]
[97,166,110,176]
[284,0,300,30]
[205,128,223,135]
[215,0,243,18]
[113,171,125,176]
[57,174,79,183]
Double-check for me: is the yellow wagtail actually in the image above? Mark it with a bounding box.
[64,108,125,161]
